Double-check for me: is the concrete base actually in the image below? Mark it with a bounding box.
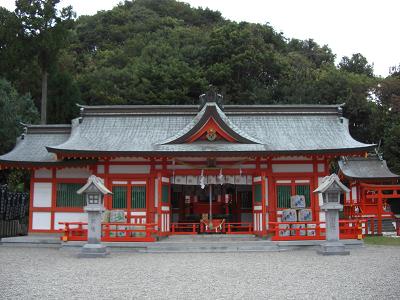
[317,241,350,256]
[79,243,109,258]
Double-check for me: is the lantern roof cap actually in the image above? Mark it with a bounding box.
[313,174,350,193]
[77,175,112,195]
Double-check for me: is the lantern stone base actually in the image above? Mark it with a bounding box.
[79,243,109,258]
[317,241,350,256]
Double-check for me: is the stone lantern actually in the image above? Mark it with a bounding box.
[314,174,350,255]
[77,175,112,258]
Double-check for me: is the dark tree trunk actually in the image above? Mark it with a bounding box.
[41,70,48,124]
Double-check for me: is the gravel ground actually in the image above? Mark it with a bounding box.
[0,246,399,300]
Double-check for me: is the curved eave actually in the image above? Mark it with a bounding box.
[46,145,374,157]
[343,175,399,181]
[0,159,98,169]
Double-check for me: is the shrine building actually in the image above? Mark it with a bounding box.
[1,89,391,240]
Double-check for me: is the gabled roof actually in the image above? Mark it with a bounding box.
[159,102,261,144]
[339,157,399,180]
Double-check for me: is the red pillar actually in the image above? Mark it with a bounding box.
[261,171,267,236]
[377,189,383,235]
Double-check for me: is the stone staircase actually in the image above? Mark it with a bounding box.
[145,234,280,253]
[368,218,397,233]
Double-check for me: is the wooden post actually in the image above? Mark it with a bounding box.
[261,171,267,236]
[377,189,383,235]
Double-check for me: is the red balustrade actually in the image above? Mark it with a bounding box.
[268,220,364,241]
[60,222,157,242]
[225,222,253,234]
[171,223,199,235]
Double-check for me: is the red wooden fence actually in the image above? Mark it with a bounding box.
[60,222,157,242]
[268,220,364,241]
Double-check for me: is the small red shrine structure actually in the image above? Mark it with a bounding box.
[0,89,378,240]
[339,156,400,234]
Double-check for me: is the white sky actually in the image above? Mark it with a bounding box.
[1,0,399,77]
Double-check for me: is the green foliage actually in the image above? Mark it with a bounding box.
[0,78,39,154]
[15,0,75,71]
[0,0,399,175]
[339,53,374,77]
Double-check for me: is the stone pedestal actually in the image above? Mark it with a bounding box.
[317,203,349,256]
[318,241,349,256]
[79,205,109,258]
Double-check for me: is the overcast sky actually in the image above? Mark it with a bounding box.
[2,0,399,77]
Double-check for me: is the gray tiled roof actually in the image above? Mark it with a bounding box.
[47,104,373,155]
[339,157,399,179]
[0,125,71,165]
[1,104,375,164]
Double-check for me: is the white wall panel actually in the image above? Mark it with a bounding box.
[109,165,150,174]
[317,163,325,173]
[54,213,87,230]
[318,177,324,206]
[351,186,357,200]
[33,182,52,208]
[57,168,91,178]
[272,164,313,173]
[32,212,51,230]
[34,168,52,178]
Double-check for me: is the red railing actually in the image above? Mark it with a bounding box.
[60,222,157,242]
[170,222,254,235]
[268,220,364,241]
[171,223,199,235]
[225,222,253,234]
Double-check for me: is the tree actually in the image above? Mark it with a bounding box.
[15,0,75,124]
[0,78,39,154]
[338,53,374,77]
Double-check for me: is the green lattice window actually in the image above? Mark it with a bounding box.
[277,185,291,208]
[131,186,146,209]
[254,184,262,203]
[295,185,311,207]
[162,185,169,204]
[56,183,86,207]
[240,191,252,209]
[112,186,127,209]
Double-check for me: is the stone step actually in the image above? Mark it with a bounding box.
[165,234,259,242]
[146,241,279,253]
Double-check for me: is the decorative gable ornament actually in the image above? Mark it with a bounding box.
[206,128,217,141]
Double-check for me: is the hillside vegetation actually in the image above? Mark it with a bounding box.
[0,0,399,175]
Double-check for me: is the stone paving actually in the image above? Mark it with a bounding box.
[0,245,399,299]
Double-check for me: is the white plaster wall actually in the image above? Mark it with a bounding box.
[34,168,52,178]
[33,182,52,208]
[265,177,269,206]
[32,212,51,230]
[272,164,313,173]
[351,186,357,200]
[57,168,91,178]
[109,165,150,174]
[317,163,325,173]
[54,213,88,230]
[154,178,159,208]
